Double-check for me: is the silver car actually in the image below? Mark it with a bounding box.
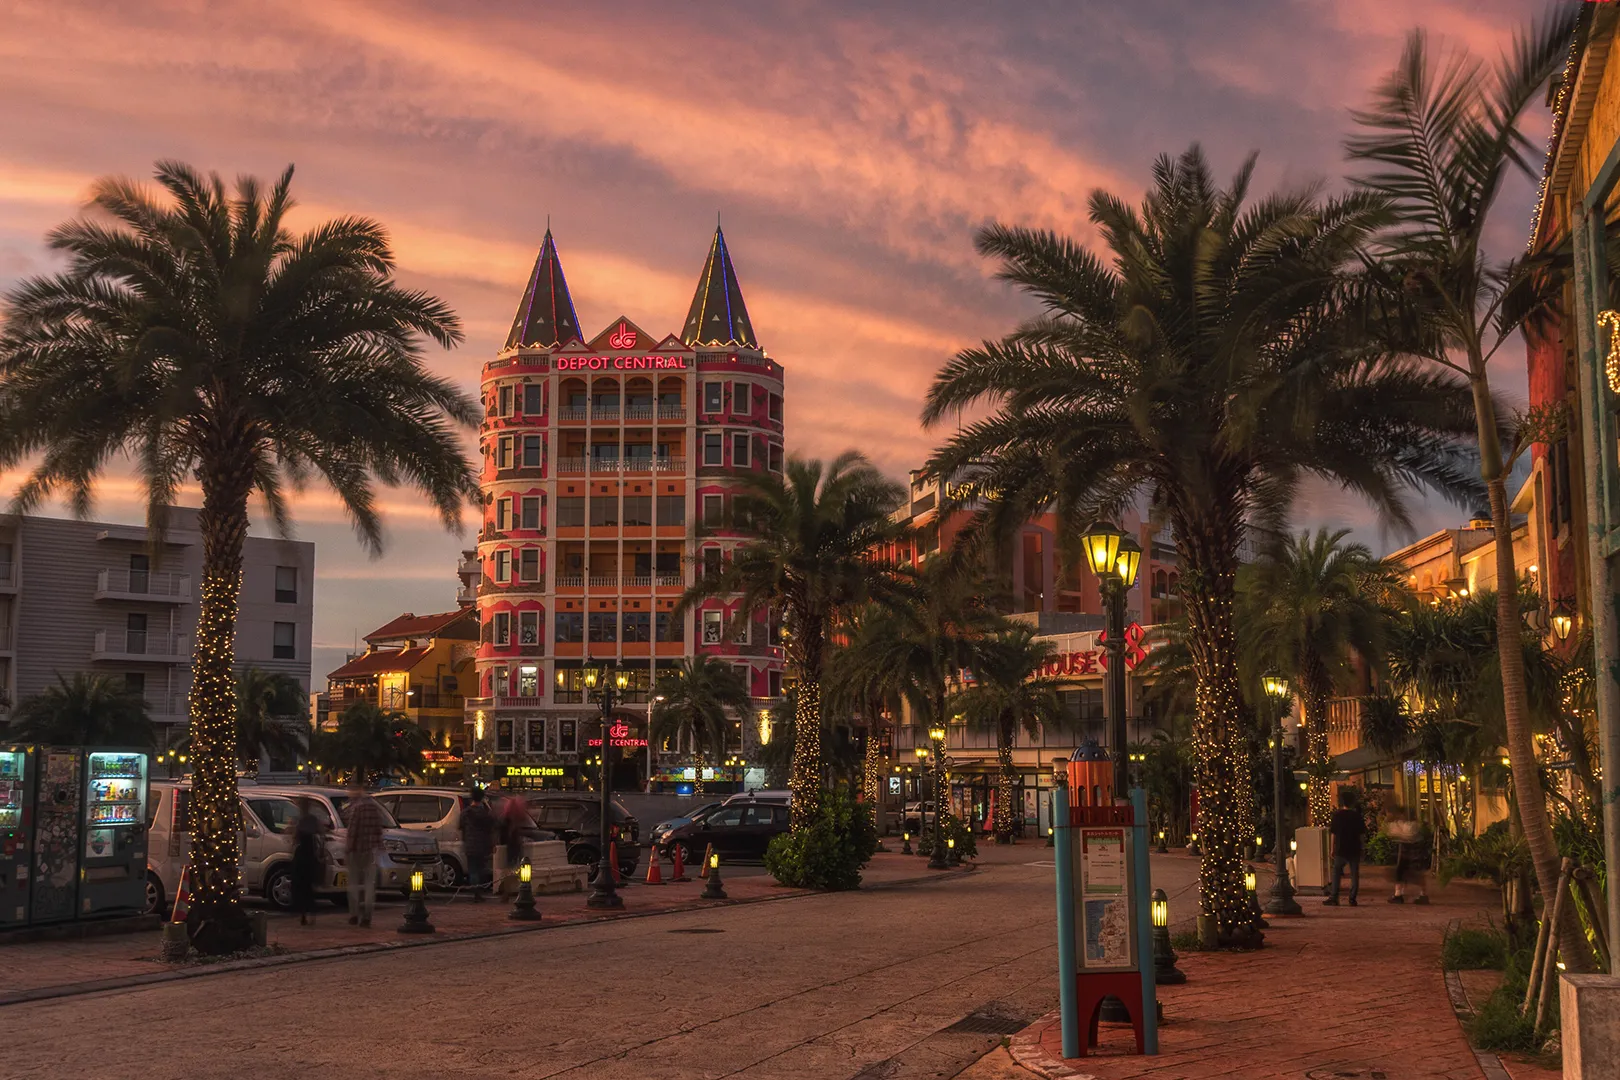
[252,785,441,900]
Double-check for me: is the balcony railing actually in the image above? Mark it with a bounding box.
[555,573,584,588]
[457,556,479,576]
[95,569,192,602]
[557,407,587,421]
[556,458,587,475]
[657,404,686,421]
[93,630,190,661]
[591,407,620,422]
[587,574,618,588]
[624,575,652,588]
[456,585,476,605]
[657,573,684,587]
[623,405,655,422]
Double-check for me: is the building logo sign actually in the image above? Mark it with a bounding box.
[608,322,638,349]
[504,765,564,778]
[1037,623,1153,677]
[554,355,689,371]
[588,721,649,749]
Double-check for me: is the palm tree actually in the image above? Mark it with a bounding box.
[678,452,905,829]
[922,147,1481,942]
[234,668,309,772]
[0,163,476,952]
[8,673,154,747]
[826,604,910,810]
[952,622,1062,844]
[1240,529,1398,827]
[651,657,753,791]
[1345,8,1587,962]
[328,701,430,782]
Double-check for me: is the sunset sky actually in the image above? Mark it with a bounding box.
[0,0,1547,681]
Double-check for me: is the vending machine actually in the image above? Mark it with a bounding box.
[0,744,36,928]
[30,748,83,923]
[79,749,149,916]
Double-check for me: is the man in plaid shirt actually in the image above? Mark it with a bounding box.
[343,784,387,927]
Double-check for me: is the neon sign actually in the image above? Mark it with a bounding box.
[608,322,638,349]
[504,765,564,778]
[587,721,649,749]
[1036,623,1153,677]
[554,355,689,372]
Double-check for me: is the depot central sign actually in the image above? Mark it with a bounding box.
[588,721,649,749]
[555,355,690,372]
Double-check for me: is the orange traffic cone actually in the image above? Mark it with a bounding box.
[699,843,714,879]
[169,864,192,924]
[671,844,689,882]
[645,848,664,886]
[608,840,623,884]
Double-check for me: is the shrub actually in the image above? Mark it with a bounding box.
[1468,985,1538,1051]
[1442,926,1508,971]
[1364,830,1397,865]
[916,814,978,859]
[764,788,878,890]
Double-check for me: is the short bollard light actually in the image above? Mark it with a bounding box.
[702,852,727,900]
[509,858,540,922]
[946,836,960,867]
[902,830,913,856]
[1156,828,1168,854]
[1046,824,1054,849]
[1151,887,1186,984]
[1186,831,1200,856]
[1245,868,1267,930]
[1289,839,1297,853]
[400,869,435,935]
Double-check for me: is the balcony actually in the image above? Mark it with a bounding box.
[624,404,655,422]
[95,569,192,603]
[556,458,587,475]
[93,630,191,663]
[456,584,476,605]
[591,407,620,423]
[656,458,686,474]
[556,573,584,589]
[0,560,16,592]
[458,555,480,576]
[587,574,618,588]
[557,407,587,422]
[656,573,684,588]
[658,404,686,421]
[0,624,13,654]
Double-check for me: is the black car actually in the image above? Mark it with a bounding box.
[660,798,789,863]
[518,792,641,876]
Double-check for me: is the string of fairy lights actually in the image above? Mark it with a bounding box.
[791,678,823,830]
[187,569,246,920]
[1600,310,1620,393]
[1304,683,1333,828]
[1526,27,1582,251]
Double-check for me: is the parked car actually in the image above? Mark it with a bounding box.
[514,792,640,877]
[659,797,790,863]
[252,785,441,900]
[723,789,792,806]
[144,782,436,913]
[902,800,938,835]
[649,801,722,851]
[372,786,556,886]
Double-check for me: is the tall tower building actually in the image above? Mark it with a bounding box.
[467,227,786,792]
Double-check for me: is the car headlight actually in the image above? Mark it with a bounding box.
[384,839,407,854]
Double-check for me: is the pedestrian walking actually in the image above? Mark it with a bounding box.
[291,796,327,926]
[500,793,531,883]
[461,787,496,901]
[1387,806,1430,905]
[342,783,387,927]
[1323,789,1365,907]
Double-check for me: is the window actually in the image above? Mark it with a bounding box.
[768,393,782,422]
[558,719,577,754]
[702,433,723,466]
[703,381,723,413]
[732,614,750,646]
[656,495,685,525]
[521,496,541,530]
[768,443,783,472]
[494,612,512,646]
[623,495,652,527]
[124,672,146,700]
[622,611,651,642]
[522,435,543,468]
[273,621,296,659]
[703,548,723,580]
[703,610,723,645]
[555,496,584,528]
[519,548,540,582]
[128,553,150,594]
[589,495,618,527]
[656,611,684,642]
[494,549,511,583]
[496,720,514,753]
[519,611,540,646]
[496,436,514,470]
[588,612,617,642]
[768,669,782,697]
[491,666,508,697]
[393,794,450,825]
[732,382,751,414]
[732,434,751,468]
[499,384,514,417]
[496,499,511,531]
[247,798,302,834]
[523,383,543,415]
[703,494,725,528]
[555,612,583,643]
[517,663,539,696]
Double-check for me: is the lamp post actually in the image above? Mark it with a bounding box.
[1080,521,1142,795]
[585,662,630,910]
[1261,674,1301,915]
[1550,601,1574,645]
[927,726,948,869]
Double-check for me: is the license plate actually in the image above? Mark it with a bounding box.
[333,872,347,887]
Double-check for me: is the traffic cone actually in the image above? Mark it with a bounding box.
[699,843,714,879]
[671,844,689,882]
[169,864,192,924]
[645,848,665,885]
[609,840,623,884]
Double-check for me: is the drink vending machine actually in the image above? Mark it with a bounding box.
[79,749,150,916]
[0,745,35,928]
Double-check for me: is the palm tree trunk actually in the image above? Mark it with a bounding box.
[995,715,1015,845]
[1300,654,1332,827]
[185,457,254,954]
[861,719,883,815]
[1179,532,1252,944]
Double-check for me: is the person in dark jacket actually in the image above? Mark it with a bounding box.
[291,797,326,926]
[500,794,531,881]
[461,788,496,900]
[1324,789,1366,906]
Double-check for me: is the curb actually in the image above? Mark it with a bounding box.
[1007,1013,1098,1080]
[1440,918,1513,1080]
[0,864,976,1009]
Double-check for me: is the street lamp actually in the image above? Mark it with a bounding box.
[1260,674,1301,916]
[584,663,631,910]
[1081,520,1141,795]
[927,725,948,869]
[1550,602,1574,643]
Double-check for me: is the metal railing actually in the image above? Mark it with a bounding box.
[96,569,192,600]
[93,630,189,658]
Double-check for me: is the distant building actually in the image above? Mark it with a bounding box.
[0,508,314,752]
[323,609,477,747]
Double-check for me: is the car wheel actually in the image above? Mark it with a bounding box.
[438,856,465,887]
[675,841,698,867]
[567,845,598,866]
[144,872,165,917]
[264,866,294,910]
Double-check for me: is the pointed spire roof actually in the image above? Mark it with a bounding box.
[505,229,581,350]
[682,225,758,348]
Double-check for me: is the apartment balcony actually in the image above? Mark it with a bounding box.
[656,458,686,474]
[93,630,191,663]
[555,573,584,589]
[456,584,476,605]
[0,560,16,593]
[587,574,618,589]
[458,555,480,576]
[656,573,685,589]
[591,407,620,423]
[657,404,686,422]
[95,569,192,603]
[148,695,188,723]
[623,575,652,589]
[556,457,588,476]
[623,405,655,422]
[463,694,545,712]
[0,624,14,655]
[557,407,587,422]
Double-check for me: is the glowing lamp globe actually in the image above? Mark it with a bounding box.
[1080,520,1124,580]
[519,861,532,884]
[1151,888,1168,929]
[411,870,425,894]
[1244,869,1257,893]
[1114,534,1142,588]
